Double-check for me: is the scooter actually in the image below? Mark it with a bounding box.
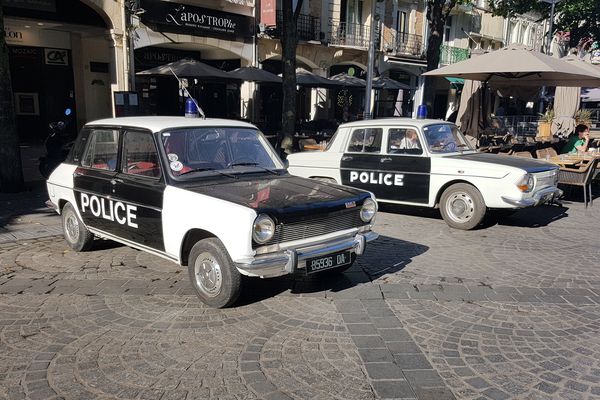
[39,109,74,179]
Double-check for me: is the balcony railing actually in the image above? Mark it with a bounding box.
[382,31,424,58]
[439,44,470,65]
[274,10,321,42]
[328,20,375,49]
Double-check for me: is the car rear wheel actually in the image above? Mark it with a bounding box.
[62,202,94,251]
[187,238,242,308]
[440,183,486,230]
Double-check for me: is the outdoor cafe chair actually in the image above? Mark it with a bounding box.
[557,158,598,208]
[536,148,558,160]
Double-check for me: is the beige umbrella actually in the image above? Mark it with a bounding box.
[456,80,484,138]
[551,86,580,136]
[423,44,600,87]
[551,56,600,136]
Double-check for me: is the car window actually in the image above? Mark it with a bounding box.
[81,129,119,171]
[387,128,423,155]
[423,124,472,153]
[122,130,161,178]
[347,128,383,153]
[160,127,284,177]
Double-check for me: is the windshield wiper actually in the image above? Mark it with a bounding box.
[228,162,279,175]
[179,167,237,178]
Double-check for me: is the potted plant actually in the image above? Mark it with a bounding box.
[575,109,592,126]
[538,107,554,138]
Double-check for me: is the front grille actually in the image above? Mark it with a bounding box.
[258,209,363,247]
[534,169,558,189]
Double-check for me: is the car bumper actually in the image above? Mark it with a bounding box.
[235,231,379,278]
[501,187,563,208]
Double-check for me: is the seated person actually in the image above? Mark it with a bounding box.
[561,124,590,154]
[398,129,421,150]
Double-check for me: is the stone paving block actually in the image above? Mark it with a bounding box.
[403,370,445,388]
[371,380,416,399]
[394,354,433,370]
[358,348,394,363]
[352,335,387,349]
[365,362,404,379]
[346,323,377,335]
[386,341,422,355]
[412,387,456,400]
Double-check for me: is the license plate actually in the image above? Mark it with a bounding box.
[306,251,351,274]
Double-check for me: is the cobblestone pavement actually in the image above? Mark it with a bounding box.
[1,193,600,399]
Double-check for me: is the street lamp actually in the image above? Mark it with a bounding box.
[538,0,560,113]
[540,0,560,55]
[364,1,380,120]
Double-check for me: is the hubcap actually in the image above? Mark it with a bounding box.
[446,192,475,223]
[194,252,223,298]
[64,211,80,243]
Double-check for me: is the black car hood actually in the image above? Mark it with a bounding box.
[446,152,558,173]
[181,174,370,221]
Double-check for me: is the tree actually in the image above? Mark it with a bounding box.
[278,0,303,154]
[489,0,600,48]
[423,0,468,108]
[0,0,24,192]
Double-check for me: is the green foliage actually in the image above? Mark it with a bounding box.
[488,0,600,45]
[539,107,555,123]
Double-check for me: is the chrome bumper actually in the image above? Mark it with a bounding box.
[501,187,563,208]
[235,231,379,278]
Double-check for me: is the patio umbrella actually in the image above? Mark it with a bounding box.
[228,66,282,83]
[552,86,580,136]
[329,73,366,87]
[372,76,413,90]
[137,58,234,80]
[552,56,600,135]
[423,44,600,87]
[292,68,340,88]
[456,80,484,138]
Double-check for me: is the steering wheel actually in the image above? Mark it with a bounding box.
[442,142,457,151]
[127,162,144,171]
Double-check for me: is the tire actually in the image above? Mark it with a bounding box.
[187,238,242,308]
[62,202,94,251]
[439,183,486,230]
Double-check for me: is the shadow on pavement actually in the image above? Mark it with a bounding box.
[236,235,429,306]
[484,204,569,228]
[0,181,57,229]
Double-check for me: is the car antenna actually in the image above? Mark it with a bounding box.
[169,67,206,119]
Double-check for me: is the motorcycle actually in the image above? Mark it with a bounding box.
[39,109,74,179]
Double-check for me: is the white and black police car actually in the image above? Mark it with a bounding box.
[46,117,378,307]
[287,118,562,230]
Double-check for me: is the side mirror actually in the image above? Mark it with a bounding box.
[283,159,289,169]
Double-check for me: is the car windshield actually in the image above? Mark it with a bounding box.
[423,123,473,153]
[160,127,284,177]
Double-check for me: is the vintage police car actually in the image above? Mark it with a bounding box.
[46,117,378,307]
[287,118,562,230]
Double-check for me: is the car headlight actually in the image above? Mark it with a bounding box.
[360,198,377,222]
[516,173,535,193]
[252,214,275,244]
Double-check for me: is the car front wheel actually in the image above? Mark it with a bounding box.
[62,202,94,251]
[187,238,242,308]
[439,183,486,230]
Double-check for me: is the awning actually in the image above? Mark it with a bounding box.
[446,77,465,84]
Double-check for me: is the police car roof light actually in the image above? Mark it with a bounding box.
[168,67,206,119]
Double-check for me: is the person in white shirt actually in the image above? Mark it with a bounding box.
[398,129,421,149]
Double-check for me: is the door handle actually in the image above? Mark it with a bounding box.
[342,156,353,161]
[110,178,124,185]
[380,157,392,163]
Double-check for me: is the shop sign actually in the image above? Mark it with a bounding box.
[140,0,254,42]
[260,0,276,27]
[134,47,200,71]
[44,48,69,66]
[4,26,25,43]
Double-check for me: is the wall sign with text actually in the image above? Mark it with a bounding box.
[140,0,254,42]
